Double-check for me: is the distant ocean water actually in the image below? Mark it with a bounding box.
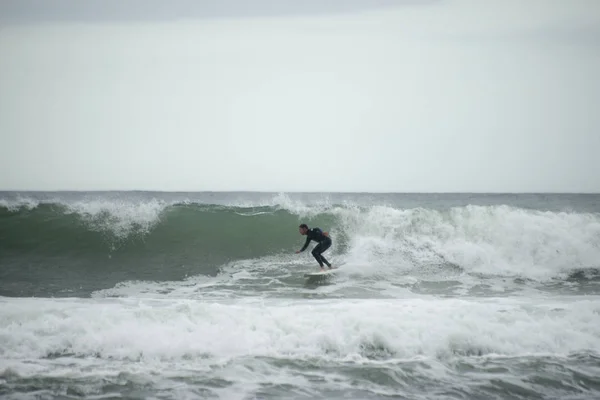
[1,191,600,399]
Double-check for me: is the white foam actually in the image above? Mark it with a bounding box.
[0,195,42,211]
[264,192,336,217]
[329,204,600,282]
[90,255,316,300]
[62,197,168,239]
[0,194,171,239]
[1,296,599,364]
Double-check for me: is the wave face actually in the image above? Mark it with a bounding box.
[1,191,600,297]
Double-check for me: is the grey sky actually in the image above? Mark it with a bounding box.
[1,0,599,192]
[0,0,430,23]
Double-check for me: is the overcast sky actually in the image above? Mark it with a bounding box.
[1,0,599,192]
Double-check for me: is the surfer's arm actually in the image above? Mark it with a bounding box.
[298,237,311,252]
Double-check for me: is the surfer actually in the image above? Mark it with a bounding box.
[295,223,332,271]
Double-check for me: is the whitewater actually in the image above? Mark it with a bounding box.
[1,191,600,399]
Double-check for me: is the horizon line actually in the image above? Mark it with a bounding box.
[1,189,599,195]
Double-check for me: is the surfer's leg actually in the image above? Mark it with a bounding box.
[318,239,332,268]
[311,244,325,268]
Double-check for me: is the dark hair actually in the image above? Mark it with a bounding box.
[299,224,308,229]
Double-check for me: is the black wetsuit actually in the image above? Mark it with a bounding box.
[299,228,332,268]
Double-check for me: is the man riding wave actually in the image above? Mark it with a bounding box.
[295,223,333,271]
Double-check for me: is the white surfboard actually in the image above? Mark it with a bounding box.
[304,267,339,277]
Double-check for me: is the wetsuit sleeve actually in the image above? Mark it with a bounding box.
[299,236,311,252]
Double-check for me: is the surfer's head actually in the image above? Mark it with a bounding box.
[299,224,308,235]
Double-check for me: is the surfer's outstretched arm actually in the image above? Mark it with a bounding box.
[296,237,311,253]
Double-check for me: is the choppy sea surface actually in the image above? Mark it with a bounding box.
[1,191,600,399]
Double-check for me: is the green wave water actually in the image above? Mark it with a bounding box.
[2,192,600,297]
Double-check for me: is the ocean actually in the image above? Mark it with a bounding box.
[1,191,599,399]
